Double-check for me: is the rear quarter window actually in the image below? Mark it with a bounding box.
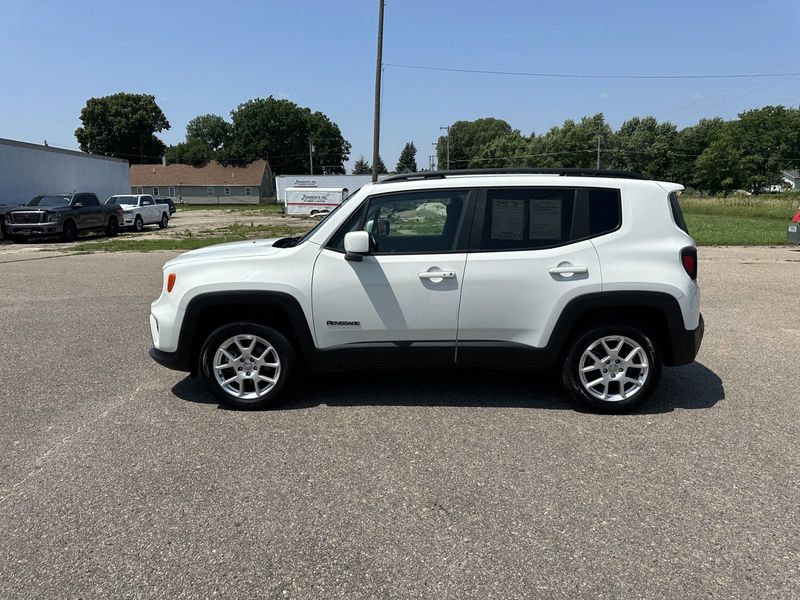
[668,192,689,233]
[588,188,621,236]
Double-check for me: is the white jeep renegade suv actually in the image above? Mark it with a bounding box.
[149,168,703,412]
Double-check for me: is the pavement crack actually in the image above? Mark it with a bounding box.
[0,384,150,507]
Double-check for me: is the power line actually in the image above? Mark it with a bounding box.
[659,51,800,118]
[384,62,800,80]
[670,73,800,121]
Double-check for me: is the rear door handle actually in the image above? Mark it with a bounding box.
[418,271,456,280]
[548,264,588,275]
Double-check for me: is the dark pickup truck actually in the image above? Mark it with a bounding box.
[4,193,123,242]
[0,202,24,241]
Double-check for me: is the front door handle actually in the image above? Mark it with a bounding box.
[548,264,588,275]
[418,270,456,280]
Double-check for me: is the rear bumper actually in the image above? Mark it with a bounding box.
[667,313,704,366]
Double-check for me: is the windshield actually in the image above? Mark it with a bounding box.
[107,196,137,205]
[296,188,361,245]
[27,195,71,207]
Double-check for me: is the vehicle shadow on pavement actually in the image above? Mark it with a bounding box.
[171,361,723,414]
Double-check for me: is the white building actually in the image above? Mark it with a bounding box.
[0,138,130,205]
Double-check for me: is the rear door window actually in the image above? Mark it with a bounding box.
[478,188,577,250]
[473,187,622,251]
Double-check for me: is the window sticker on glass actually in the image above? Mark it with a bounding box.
[491,199,524,240]
[530,198,562,240]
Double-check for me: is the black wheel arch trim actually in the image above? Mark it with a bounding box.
[169,291,317,374]
[152,289,702,375]
[542,290,702,367]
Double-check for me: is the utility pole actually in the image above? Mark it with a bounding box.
[309,138,314,175]
[440,126,450,170]
[596,133,601,169]
[371,0,385,183]
[429,155,435,170]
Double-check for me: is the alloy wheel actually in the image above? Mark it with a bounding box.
[212,334,281,401]
[578,335,649,402]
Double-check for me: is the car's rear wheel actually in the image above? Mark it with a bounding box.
[60,219,77,242]
[133,215,144,232]
[105,216,119,237]
[200,322,296,410]
[158,213,169,229]
[562,324,661,412]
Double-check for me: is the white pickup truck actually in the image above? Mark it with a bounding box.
[106,194,170,231]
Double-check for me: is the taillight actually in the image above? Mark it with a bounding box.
[681,247,697,280]
[792,210,800,223]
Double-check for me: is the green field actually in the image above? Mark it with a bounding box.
[680,194,797,246]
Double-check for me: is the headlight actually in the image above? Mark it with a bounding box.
[46,213,60,223]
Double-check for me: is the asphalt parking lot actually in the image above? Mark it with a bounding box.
[0,246,798,598]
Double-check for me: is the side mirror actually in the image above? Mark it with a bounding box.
[344,231,370,262]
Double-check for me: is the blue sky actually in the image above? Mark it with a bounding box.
[2,0,800,170]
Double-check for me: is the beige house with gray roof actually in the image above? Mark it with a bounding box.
[130,160,275,204]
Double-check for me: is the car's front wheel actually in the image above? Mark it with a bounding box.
[200,322,296,409]
[562,324,661,412]
[60,219,77,242]
[105,216,119,237]
[133,215,144,232]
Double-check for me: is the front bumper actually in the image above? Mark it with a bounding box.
[149,347,192,372]
[667,313,705,366]
[4,222,63,236]
[788,223,800,244]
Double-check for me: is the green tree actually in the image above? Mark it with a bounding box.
[224,96,350,175]
[374,155,389,174]
[469,132,533,168]
[186,114,231,151]
[540,113,612,169]
[673,117,726,187]
[352,155,371,174]
[165,139,213,167]
[396,142,418,172]
[610,116,678,179]
[437,118,513,169]
[305,109,351,174]
[693,129,744,194]
[693,106,800,193]
[74,93,169,164]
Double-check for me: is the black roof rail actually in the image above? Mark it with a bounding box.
[375,168,645,184]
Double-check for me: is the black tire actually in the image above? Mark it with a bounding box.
[561,323,662,413]
[200,322,297,410]
[60,219,77,242]
[133,215,144,232]
[158,213,169,229]
[105,216,119,237]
